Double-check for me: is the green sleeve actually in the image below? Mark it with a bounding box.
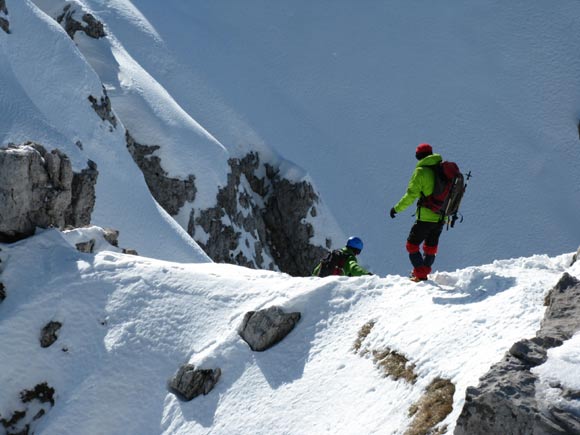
[394,168,423,213]
[312,262,321,277]
[344,258,370,277]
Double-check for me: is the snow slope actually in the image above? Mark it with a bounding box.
[0,228,575,434]
[72,0,580,275]
[0,0,209,263]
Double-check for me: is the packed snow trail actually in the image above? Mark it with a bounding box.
[0,229,573,434]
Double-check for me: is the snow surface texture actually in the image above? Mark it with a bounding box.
[69,0,580,276]
[0,228,574,434]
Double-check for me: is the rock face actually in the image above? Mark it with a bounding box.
[195,152,329,276]
[127,132,330,275]
[0,0,9,34]
[56,4,106,39]
[168,364,221,401]
[454,273,580,435]
[88,87,117,128]
[238,306,301,352]
[126,131,196,216]
[0,143,98,242]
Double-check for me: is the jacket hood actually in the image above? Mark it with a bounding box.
[416,153,443,167]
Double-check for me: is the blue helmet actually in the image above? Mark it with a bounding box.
[346,236,363,251]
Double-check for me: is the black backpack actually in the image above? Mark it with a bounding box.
[418,161,466,227]
[316,249,349,277]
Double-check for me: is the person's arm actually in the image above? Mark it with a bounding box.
[394,168,422,213]
[344,258,371,276]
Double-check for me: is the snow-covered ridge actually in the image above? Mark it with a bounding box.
[2,0,343,275]
[0,228,576,434]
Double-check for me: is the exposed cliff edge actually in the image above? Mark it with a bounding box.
[454,271,580,435]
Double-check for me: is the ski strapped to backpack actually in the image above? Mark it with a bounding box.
[418,161,470,228]
[316,249,349,277]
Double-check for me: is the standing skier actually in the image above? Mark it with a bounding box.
[389,143,446,282]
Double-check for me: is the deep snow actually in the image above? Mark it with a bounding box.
[0,228,576,434]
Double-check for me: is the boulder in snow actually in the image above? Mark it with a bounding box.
[168,364,221,401]
[40,321,62,348]
[0,282,5,303]
[238,306,301,352]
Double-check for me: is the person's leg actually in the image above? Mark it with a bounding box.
[406,221,431,280]
[423,222,444,274]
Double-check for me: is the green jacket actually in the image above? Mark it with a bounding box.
[312,247,371,277]
[394,153,444,223]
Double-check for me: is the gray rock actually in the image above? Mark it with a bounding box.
[168,364,221,401]
[0,282,5,303]
[455,273,580,435]
[75,239,95,253]
[238,306,301,352]
[122,248,139,256]
[126,131,196,216]
[56,4,106,39]
[88,87,117,128]
[196,152,329,276]
[40,321,62,348]
[0,0,9,34]
[540,273,580,342]
[65,159,98,228]
[509,339,547,366]
[0,144,98,242]
[103,228,119,247]
[571,246,580,266]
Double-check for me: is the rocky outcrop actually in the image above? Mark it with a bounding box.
[88,87,117,128]
[168,364,221,401]
[0,143,98,242]
[0,282,5,303]
[66,159,98,228]
[262,166,329,276]
[127,132,331,275]
[454,273,580,435]
[0,382,55,435]
[126,131,196,216]
[195,152,329,276]
[238,306,301,352]
[0,0,9,34]
[40,321,62,348]
[56,4,106,40]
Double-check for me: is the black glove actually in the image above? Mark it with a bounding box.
[390,207,397,219]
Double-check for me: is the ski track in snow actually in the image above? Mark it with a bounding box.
[0,229,574,434]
